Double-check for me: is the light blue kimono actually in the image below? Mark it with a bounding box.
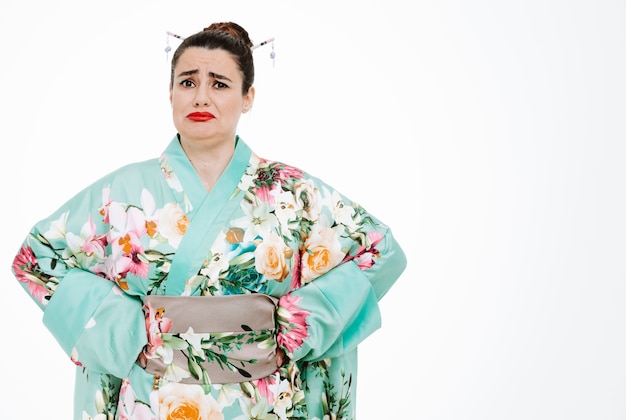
[12,136,407,419]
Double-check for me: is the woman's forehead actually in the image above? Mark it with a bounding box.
[176,48,237,68]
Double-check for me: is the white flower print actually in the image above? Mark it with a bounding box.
[232,200,279,244]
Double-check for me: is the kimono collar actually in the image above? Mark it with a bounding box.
[161,135,252,215]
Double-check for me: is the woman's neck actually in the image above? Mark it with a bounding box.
[179,136,236,192]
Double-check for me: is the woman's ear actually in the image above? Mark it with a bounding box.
[242,86,255,113]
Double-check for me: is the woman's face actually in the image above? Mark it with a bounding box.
[170,47,254,146]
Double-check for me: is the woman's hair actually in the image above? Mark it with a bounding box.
[170,22,254,94]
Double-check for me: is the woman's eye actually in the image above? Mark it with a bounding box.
[180,80,195,87]
[213,81,228,89]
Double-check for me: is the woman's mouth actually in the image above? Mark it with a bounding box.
[187,112,215,122]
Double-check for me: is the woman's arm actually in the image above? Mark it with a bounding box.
[275,177,407,362]
[12,183,147,378]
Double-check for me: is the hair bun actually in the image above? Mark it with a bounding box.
[204,22,253,48]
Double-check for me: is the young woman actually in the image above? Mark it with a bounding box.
[12,22,407,419]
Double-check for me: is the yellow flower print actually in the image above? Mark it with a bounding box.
[158,383,224,420]
[255,232,290,281]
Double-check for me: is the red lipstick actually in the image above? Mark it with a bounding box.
[187,112,215,122]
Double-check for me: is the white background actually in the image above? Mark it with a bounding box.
[1,1,625,419]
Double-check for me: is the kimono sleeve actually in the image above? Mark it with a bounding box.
[277,197,407,362]
[11,183,147,379]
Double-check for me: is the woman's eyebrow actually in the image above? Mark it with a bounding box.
[176,69,199,78]
[176,69,232,83]
[208,72,233,82]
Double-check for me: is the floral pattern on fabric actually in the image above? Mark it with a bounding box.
[11,138,405,420]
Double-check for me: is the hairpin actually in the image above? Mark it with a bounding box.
[164,31,275,64]
[166,31,185,41]
[164,31,184,61]
[253,38,276,66]
[252,38,274,50]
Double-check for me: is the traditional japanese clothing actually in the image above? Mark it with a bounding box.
[12,135,406,419]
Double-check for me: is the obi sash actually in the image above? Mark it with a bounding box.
[143,293,279,385]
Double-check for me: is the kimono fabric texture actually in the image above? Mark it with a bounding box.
[12,135,407,420]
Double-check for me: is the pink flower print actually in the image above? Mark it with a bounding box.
[252,160,303,205]
[276,293,310,355]
[254,160,302,205]
[92,253,133,287]
[352,252,378,269]
[272,162,304,182]
[66,215,108,267]
[253,374,278,405]
[118,380,156,420]
[107,211,148,274]
[12,245,52,305]
[117,233,150,278]
[342,231,383,270]
[13,245,38,282]
[142,300,173,359]
[289,248,302,290]
[81,232,107,260]
[254,184,275,205]
[128,243,150,278]
[70,348,83,367]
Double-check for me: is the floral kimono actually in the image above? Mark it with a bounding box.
[12,135,407,420]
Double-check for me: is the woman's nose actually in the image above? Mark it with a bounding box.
[194,87,211,106]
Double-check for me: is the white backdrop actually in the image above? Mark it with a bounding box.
[1,1,625,419]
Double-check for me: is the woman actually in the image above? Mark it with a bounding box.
[12,22,407,419]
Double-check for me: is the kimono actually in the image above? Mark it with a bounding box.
[12,135,407,420]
